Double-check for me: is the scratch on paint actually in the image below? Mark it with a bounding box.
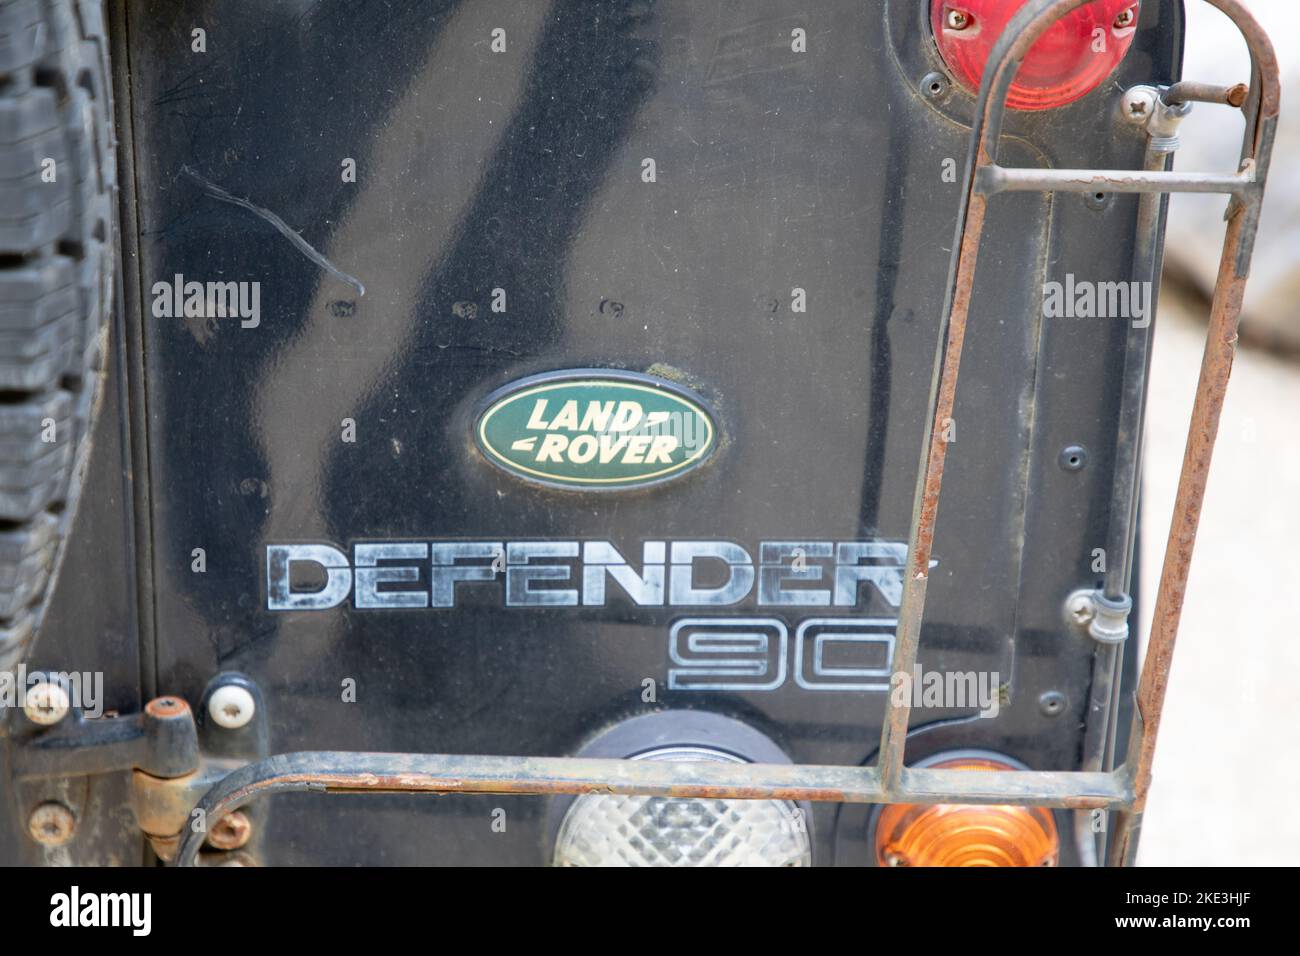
[181,166,366,296]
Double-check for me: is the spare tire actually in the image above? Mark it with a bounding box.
[0,0,114,669]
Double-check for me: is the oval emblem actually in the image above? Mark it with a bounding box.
[475,370,717,490]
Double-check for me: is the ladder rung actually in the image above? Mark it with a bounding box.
[977,164,1252,197]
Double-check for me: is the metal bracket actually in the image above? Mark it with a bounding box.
[10,693,199,782]
[1121,84,1195,153]
[1065,589,1133,645]
[9,672,269,862]
[130,673,270,863]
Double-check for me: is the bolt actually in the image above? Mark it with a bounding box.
[208,684,255,729]
[1066,591,1096,627]
[1121,86,1157,123]
[884,850,909,867]
[1113,6,1136,29]
[1039,690,1067,716]
[29,802,75,846]
[23,681,70,726]
[207,810,252,850]
[946,8,972,31]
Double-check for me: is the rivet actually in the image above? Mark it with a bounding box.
[1059,445,1088,471]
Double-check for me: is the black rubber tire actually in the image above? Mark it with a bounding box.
[0,0,114,669]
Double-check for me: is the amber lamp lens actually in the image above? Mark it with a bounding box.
[875,757,1060,867]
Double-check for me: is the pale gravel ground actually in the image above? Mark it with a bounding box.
[1136,282,1300,866]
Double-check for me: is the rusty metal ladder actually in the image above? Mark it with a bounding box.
[166,0,1280,867]
[879,0,1279,866]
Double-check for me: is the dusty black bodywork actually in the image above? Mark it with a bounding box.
[3,0,1184,865]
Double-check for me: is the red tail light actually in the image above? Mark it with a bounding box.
[931,1,1141,111]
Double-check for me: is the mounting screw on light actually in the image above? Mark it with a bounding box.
[29,802,76,846]
[208,684,256,729]
[1113,5,1137,29]
[23,681,70,726]
[946,8,972,31]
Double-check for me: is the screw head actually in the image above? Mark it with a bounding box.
[207,810,253,850]
[884,850,909,867]
[1114,6,1136,29]
[208,684,255,729]
[1121,87,1156,124]
[23,681,70,726]
[1066,590,1097,627]
[29,802,76,846]
[946,8,972,31]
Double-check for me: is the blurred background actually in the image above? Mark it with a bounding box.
[1137,0,1299,865]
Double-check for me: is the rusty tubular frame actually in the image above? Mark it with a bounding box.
[1165,80,1250,108]
[879,0,1278,855]
[171,751,1128,866]
[170,0,1278,868]
[978,164,1253,194]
